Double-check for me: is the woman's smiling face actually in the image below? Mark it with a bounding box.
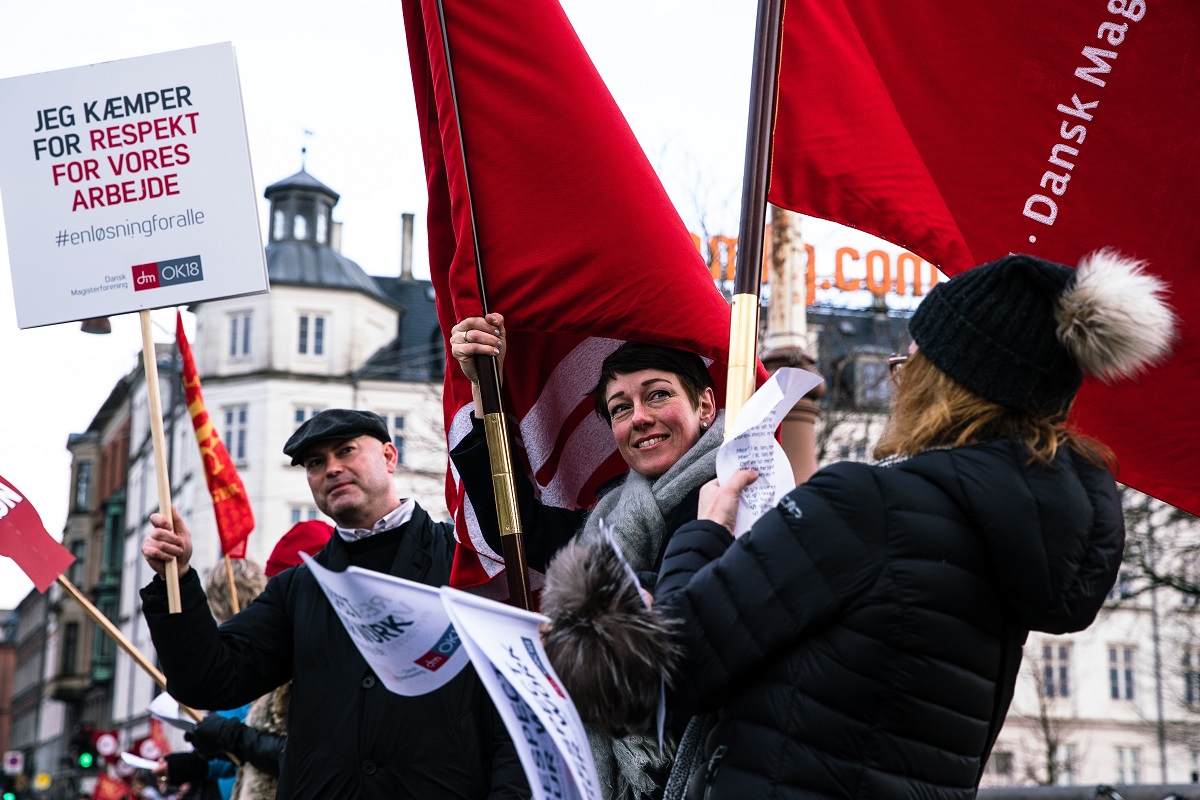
[605,369,715,479]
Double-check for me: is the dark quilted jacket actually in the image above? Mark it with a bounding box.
[655,440,1124,800]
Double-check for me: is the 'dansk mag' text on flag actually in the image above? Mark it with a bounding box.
[402,0,747,592]
[176,311,254,557]
[769,0,1200,515]
[0,473,74,592]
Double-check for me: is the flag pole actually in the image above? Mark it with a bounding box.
[726,0,786,433]
[223,554,241,613]
[55,574,200,722]
[434,0,532,611]
[140,309,182,613]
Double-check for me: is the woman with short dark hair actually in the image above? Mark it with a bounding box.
[550,250,1176,800]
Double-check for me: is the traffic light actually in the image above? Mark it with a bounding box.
[1,771,14,800]
[69,722,97,770]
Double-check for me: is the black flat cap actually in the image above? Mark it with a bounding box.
[283,409,390,465]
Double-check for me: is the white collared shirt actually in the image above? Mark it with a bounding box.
[335,498,415,542]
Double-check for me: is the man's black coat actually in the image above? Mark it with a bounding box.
[142,504,528,800]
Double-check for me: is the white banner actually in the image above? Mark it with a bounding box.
[716,367,824,537]
[303,555,470,696]
[0,42,267,328]
[441,588,601,800]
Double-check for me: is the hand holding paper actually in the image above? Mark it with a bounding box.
[715,367,823,537]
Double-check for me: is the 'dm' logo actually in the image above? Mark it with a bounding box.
[132,263,160,291]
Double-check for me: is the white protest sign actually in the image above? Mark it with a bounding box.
[441,588,601,800]
[120,752,160,771]
[717,367,824,537]
[0,42,267,328]
[302,554,470,696]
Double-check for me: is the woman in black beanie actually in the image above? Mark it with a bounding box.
[543,249,1177,800]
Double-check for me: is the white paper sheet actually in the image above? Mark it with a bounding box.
[716,367,824,537]
[148,692,194,732]
[441,588,601,800]
[121,752,160,770]
[303,554,470,696]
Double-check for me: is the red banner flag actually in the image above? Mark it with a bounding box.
[176,312,255,558]
[403,0,749,591]
[92,773,130,800]
[0,473,74,592]
[769,0,1200,515]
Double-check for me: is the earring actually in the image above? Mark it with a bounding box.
[700,421,708,430]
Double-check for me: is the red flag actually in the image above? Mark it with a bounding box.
[92,773,130,800]
[0,473,74,592]
[769,0,1200,515]
[403,0,750,590]
[176,312,255,557]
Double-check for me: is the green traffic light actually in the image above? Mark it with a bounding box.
[4,791,16,800]
[78,752,94,768]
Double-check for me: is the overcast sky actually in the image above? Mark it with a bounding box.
[0,0,762,608]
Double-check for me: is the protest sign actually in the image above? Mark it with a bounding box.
[303,554,471,696]
[441,588,601,800]
[0,42,267,328]
[716,368,824,537]
[305,550,601,800]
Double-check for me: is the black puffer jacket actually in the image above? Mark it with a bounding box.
[655,440,1124,800]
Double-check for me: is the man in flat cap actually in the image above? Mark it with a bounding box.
[140,409,528,800]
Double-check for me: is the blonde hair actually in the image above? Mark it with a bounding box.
[873,350,1113,469]
[205,558,267,624]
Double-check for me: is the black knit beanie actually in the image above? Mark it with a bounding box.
[908,253,1079,416]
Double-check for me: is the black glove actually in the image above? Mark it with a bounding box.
[185,713,243,760]
[185,712,285,776]
[164,751,208,785]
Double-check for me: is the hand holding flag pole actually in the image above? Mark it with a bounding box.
[140,310,182,613]
[432,0,532,610]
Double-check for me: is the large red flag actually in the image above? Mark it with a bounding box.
[176,312,255,558]
[403,0,747,592]
[0,473,74,592]
[769,0,1200,515]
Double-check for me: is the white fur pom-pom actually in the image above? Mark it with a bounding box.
[1056,248,1177,382]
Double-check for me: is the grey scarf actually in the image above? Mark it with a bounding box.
[574,410,724,799]
[578,410,726,573]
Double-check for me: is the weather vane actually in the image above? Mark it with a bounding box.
[301,129,314,170]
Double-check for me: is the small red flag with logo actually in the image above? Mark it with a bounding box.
[176,312,255,558]
[0,473,74,592]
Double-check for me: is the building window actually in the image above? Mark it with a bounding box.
[1110,646,1136,700]
[289,506,323,526]
[1115,746,1142,784]
[984,751,1014,778]
[68,540,86,585]
[1054,744,1077,786]
[1044,643,1071,698]
[223,405,248,462]
[61,622,79,676]
[294,407,323,426]
[73,461,92,511]
[1190,750,1199,783]
[298,314,327,356]
[229,312,252,357]
[316,211,328,244]
[1108,569,1133,601]
[1186,647,1200,707]
[293,214,308,240]
[386,414,406,464]
[273,209,285,241]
